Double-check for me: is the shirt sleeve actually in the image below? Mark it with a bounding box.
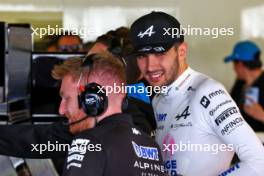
[197,80,264,176]
[63,135,105,176]
[0,120,73,158]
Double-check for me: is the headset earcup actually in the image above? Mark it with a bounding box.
[79,83,108,117]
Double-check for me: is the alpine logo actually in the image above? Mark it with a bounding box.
[132,141,159,161]
[187,86,196,91]
[200,96,210,108]
[137,25,156,38]
[215,107,238,126]
[175,106,190,120]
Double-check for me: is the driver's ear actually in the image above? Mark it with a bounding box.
[177,42,187,59]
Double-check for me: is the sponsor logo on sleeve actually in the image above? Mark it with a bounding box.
[221,117,244,136]
[208,89,226,99]
[200,89,227,109]
[209,100,232,116]
[215,107,238,126]
[200,96,210,108]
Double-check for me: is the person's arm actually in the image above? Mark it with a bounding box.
[0,120,73,158]
[243,102,264,123]
[198,81,264,176]
[125,97,154,135]
[62,135,105,176]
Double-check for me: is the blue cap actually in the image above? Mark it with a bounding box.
[224,41,260,63]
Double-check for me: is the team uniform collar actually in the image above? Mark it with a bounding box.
[96,113,133,126]
[161,67,194,96]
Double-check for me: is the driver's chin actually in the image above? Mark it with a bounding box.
[146,76,166,87]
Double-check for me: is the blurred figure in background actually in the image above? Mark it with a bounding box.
[40,31,84,52]
[46,36,59,52]
[56,32,84,52]
[224,41,264,132]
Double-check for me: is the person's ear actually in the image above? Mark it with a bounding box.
[177,42,187,59]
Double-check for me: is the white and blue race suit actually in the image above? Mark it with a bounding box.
[153,67,264,176]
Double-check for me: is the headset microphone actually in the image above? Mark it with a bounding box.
[63,55,108,127]
[63,115,96,126]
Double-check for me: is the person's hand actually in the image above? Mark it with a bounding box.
[243,97,264,123]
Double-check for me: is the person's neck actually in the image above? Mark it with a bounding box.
[96,107,122,122]
[245,69,262,86]
[175,63,189,80]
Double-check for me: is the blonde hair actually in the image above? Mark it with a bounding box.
[52,51,126,86]
[52,57,82,81]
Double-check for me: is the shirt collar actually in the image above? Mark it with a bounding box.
[96,113,133,126]
[161,67,194,96]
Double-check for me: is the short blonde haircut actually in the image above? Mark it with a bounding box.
[52,51,126,86]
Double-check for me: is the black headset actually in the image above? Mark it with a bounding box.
[108,36,124,56]
[77,54,108,117]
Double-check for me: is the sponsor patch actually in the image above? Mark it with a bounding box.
[221,117,244,136]
[132,141,159,161]
[200,96,210,108]
[215,107,238,126]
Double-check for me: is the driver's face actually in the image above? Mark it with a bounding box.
[59,75,93,134]
[136,46,179,87]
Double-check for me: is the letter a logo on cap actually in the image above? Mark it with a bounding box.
[137,25,156,38]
